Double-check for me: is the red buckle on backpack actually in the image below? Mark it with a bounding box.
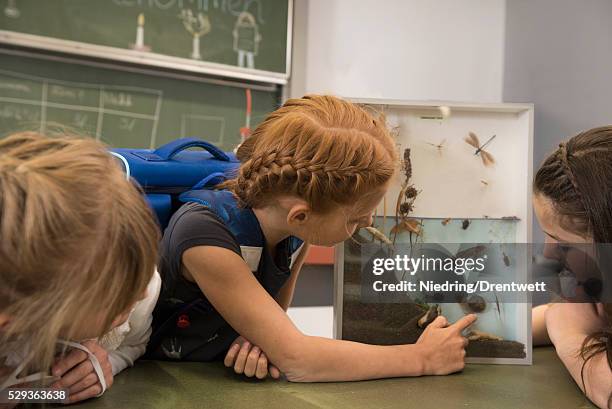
[177,314,190,329]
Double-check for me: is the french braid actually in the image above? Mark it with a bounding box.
[223,95,397,212]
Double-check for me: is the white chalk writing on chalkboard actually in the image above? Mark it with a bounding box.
[0,82,31,93]
[112,0,265,24]
[0,69,162,148]
[50,85,86,101]
[120,117,137,131]
[104,92,134,108]
[0,104,40,122]
[73,113,90,128]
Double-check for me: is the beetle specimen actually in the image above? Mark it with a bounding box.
[503,252,511,267]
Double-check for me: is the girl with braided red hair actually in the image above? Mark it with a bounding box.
[148,95,476,382]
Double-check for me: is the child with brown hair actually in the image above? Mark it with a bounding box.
[149,95,476,381]
[0,132,160,404]
[531,126,612,409]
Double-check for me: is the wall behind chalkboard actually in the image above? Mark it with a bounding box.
[0,0,290,80]
[0,50,280,150]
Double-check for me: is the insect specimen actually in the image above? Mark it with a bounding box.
[417,305,441,328]
[425,139,446,155]
[462,219,471,230]
[364,226,392,245]
[502,252,511,267]
[464,132,496,167]
[480,179,489,186]
[459,294,487,314]
[393,149,420,244]
[441,218,451,226]
[391,218,422,236]
[390,125,401,139]
[467,330,503,342]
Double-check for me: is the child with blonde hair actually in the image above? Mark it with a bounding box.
[0,132,160,404]
[149,95,476,381]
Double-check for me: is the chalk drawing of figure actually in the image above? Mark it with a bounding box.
[4,0,20,18]
[233,11,261,69]
[179,9,211,60]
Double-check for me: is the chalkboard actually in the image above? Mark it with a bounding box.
[0,0,291,83]
[0,50,280,150]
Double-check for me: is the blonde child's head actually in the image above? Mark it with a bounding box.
[224,95,397,245]
[0,132,159,374]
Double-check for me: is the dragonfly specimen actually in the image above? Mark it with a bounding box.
[465,132,496,167]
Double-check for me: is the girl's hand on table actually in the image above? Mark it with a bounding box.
[51,340,113,404]
[224,336,281,380]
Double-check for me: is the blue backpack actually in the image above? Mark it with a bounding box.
[111,137,240,229]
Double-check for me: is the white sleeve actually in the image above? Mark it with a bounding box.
[107,270,161,376]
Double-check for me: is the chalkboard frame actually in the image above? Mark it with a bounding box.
[0,0,292,85]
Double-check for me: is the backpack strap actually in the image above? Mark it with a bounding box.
[178,189,304,271]
[134,137,231,162]
[178,189,265,271]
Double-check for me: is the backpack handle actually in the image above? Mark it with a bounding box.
[139,138,231,162]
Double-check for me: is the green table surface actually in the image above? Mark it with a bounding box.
[75,347,596,409]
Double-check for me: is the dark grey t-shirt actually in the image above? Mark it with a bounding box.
[148,201,295,362]
[160,202,241,284]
